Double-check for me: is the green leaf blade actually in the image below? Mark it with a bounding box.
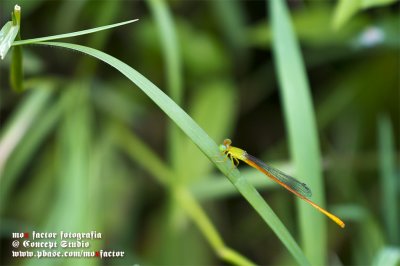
[270,0,331,264]
[0,21,19,60]
[33,41,310,266]
[378,115,399,245]
[332,0,362,30]
[12,19,138,47]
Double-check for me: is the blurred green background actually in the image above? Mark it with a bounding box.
[0,0,399,265]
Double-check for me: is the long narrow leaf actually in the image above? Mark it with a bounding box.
[0,87,52,178]
[12,19,138,46]
[0,21,19,60]
[32,41,310,265]
[148,0,183,179]
[270,0,328,264]
[378,115,399,245]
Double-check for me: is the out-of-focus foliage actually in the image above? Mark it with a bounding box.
[0,0,399,265]
[333,0,399,29]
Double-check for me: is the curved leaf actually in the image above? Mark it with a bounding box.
[28,41,310,266]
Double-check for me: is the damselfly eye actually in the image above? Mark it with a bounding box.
[219,145,227,152]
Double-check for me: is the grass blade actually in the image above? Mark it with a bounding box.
[270,0,330,264]
[373,247,400,266]
[112,124,254,266]
[377,115,399,245]
[0,86,52,178]
[0,86,58,212]
[148,0,183,177]
[12,19,138,46]
[31,41,310,265]
[0,21,19,60]
[332,0,362,30]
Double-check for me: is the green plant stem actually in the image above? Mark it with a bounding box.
[175,186,255,266]
[10,5,23,92]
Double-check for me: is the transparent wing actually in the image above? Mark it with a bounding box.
[246,153,312,198]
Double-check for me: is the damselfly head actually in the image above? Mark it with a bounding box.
[223,139,232,147]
